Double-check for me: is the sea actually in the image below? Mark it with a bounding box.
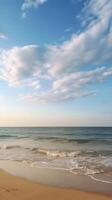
[0,127,112,184]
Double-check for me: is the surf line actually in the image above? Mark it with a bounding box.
[88,175,112,184]
[70,169,112,184]
[28,163,112,184]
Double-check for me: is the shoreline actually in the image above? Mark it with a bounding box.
[0,160,112,193]
[0,169,112,200]
[0,160,112,194]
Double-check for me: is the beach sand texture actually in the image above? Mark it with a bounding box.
[0,170,112,200]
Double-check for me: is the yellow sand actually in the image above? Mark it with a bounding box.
[0,170,111,200]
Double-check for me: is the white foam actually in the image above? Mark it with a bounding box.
[88,175,112,184]
[0,140,112,180]
[30,161,69,171]
[37,148,81,158]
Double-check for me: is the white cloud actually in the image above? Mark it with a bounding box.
[46,0,112,75]
[52,67,106,90]
[0,0,112,102]
[21,0,47,18]
[20,67,112,102]
[26,80,41,89]
[20,90,97,103]
[0,45,45,87]
[0,33,7,40]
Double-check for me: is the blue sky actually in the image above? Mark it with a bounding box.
[0,0,112,126]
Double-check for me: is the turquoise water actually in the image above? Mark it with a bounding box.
[0,127,112,183]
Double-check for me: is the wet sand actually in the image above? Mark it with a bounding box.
[0,160,112,194]
[0,169,112,200]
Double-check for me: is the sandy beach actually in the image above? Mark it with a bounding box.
[0,170,111,200]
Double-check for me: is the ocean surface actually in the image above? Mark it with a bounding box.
[0,127,112,183]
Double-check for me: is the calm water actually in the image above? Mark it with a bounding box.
[0,127,112,183]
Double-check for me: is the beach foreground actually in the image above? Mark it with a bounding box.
[0,170,112,200]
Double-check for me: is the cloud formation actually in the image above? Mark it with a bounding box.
[46,0,112,75]
[0,33,7,40]
[0,45,44,87]
[21,0,47,18]
[20,67,112,102]
[0,0,112,102]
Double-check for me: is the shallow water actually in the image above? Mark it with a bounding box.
[0,160,112,194]
[0,127,112,183]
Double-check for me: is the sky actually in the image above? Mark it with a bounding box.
[0,0,112,127]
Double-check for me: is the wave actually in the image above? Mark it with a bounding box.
[1,144,112,158]
[2,145,22,149]
[0,134,29,140]
[0,134,16,138]
[31,148,112,158]
[0,146,112,180]
[32,148,81,157]
[65,138,112,144]
[35,136,63,140]
[35,136,112,145]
